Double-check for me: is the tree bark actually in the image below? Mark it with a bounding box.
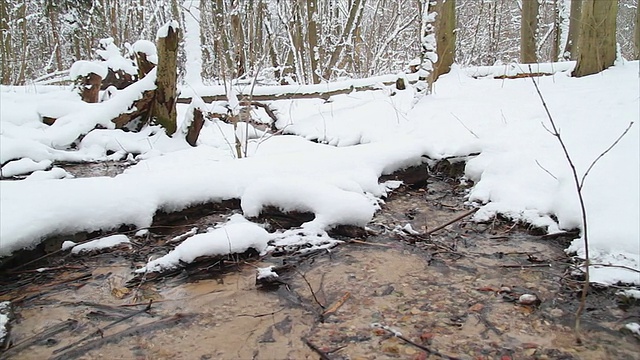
[186,107,205,147]
[151,22,180,135]
[307,0,320,83]
[635,2,639,60]
[572,0,618,77]
[0,0,11,84]
[520,0,539,63]
[563,0,582,60]
[435,0,456,79]
[76,72,103,103]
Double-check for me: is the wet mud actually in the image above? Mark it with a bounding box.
[1,168,638,359]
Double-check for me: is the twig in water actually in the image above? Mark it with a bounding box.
[302,338,332,360]
[296,270,325,310]
[500,264,551,268]
[426,208,479,235]
[322,292,351,317]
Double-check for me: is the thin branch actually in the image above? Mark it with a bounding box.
[535,159,558,180]
[296,270,325,309]
[450,113,480,139]
[529,69,589,344]
[579,122,635,190]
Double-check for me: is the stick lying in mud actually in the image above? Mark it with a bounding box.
[426,208,479,236]
[371,323,461,360]
[302,338,332,360]
[322,292,351,318]
[49,313,195,360]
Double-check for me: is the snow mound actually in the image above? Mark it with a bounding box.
[69,60,108,79]
[138,215,270,273]
[241,176,376,230]
[69,234,131,255]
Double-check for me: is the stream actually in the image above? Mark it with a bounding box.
[0,164,638,360]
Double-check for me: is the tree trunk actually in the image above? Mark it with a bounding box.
[572,0,618,78]
[435,0,456,79]
[552,0,561,61]
[563,0,582,60]
[151,22,180,135]
[322,0,364,80]
[520,0,539,63]
[635,2,639,60]
[307,0,320,84]
[186,107,205,147]
[230,9,246,78]
[0,0,11,84]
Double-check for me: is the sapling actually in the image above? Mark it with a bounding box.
[529,70,634,344]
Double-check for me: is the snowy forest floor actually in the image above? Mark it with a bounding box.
[0,164,638,360]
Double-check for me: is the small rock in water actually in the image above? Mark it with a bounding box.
[518,294,540,305]
[549,308,563,317]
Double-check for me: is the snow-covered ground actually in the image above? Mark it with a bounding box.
[0,61,638,285]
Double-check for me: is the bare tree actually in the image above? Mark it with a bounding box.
[563,0,582,60]
[434,0,456,79]
[573,0,618,77]
[521,0,540,63]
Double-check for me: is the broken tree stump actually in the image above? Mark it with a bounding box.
[70,60,107,104]
[151,21,180,136]
[186,107,205,147]
[111,89,155,129]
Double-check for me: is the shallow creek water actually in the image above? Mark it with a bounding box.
[1,172,638,360]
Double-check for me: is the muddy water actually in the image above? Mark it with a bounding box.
[1,176,639,359]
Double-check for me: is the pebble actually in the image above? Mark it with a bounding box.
[549,308,563,317]
[518,294,539,305]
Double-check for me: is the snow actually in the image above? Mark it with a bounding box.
[617,289,640,299]
[69,60,108,79]
[257,266,279,280]
[0,301,9,345]
[1,158,51,177]
[24,167,73,181]
[138,215,270,273]
[0,61,638,285]
[68,234,131,254]
[182,0,203,87]
[96,38,137,76]
[157,21,179,39]
[625,322,640,336]
[132,40,158,65]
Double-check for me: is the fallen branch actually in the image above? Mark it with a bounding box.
[500,264,552,268]
[302,338,332,360]
[322,292,351,317]
[426,208,479,235]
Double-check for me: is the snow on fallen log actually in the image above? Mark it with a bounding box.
[178,72,421,103]
[42,68,157,148]
[464,61,576,78]
[137,215,270,273]
[64,234,131,255]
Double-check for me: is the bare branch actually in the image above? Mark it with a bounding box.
[579,122,635,190]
